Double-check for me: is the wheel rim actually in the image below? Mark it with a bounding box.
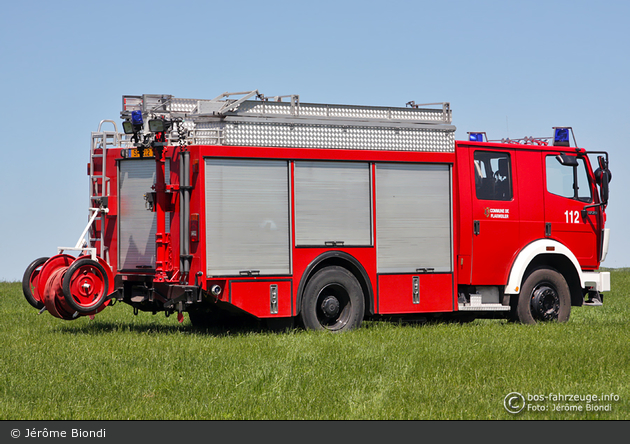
[316,283,352,330]
[530,283,560,321]
[66,262,106,310]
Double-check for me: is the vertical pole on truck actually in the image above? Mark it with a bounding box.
[173,120,192,285]
[179,147,191,284]
[154,145,169,282]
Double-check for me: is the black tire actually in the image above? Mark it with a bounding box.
[22,257,49,310]
[515,268,571,324]
[300,266,365,332]
[62,258,109,314]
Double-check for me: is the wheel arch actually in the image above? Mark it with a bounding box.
[296,251,374,317]
[505,239,584,306]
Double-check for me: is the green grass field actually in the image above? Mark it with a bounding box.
[1,270,628,420]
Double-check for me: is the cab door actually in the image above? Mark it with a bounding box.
[543,153,599,268]
[470,149,520,285]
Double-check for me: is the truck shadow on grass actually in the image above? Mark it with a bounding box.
[53,312,510,337]
[53,316,285,337]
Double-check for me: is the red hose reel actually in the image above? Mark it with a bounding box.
[22,254,113,320]
[22,207,114,319]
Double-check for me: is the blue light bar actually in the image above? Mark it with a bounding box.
[469,132,485,142]
[553,128,570,146]
[131,110,143,126]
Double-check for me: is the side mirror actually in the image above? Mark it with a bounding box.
[595,156,611,205]
[598,169,610,205]
[556,153,579,167]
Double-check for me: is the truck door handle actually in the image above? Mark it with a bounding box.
[474,220,480,235]
[581,203,600,221]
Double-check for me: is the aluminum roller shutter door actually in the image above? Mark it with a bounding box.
[376,163,452,273]
[294,161,371,246]
[205,159,290,276]
[118,159,157,270]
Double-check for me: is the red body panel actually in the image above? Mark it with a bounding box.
[101,138,604,319]
[292,247,378,312]
[377,273,454,314]
[230,279,292,318]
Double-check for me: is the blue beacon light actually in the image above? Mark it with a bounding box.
[553,127,570,146]
[131,110,144,126]
[468,132,485,142]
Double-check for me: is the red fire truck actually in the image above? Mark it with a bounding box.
[22,91,612,331]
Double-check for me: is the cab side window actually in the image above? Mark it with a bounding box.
[474,151,513,201]
[545,155,592,202]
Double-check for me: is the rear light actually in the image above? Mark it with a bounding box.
[190,213,199,243]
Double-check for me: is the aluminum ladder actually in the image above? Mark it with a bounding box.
[88,120,122,264]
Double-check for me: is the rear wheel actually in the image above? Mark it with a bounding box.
[515,268,571,324]
[300,266,364,332]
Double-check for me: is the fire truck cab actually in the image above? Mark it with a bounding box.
[455,135,610,323]
[22,91,611,330]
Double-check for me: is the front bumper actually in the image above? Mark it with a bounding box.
[583,271,611,292]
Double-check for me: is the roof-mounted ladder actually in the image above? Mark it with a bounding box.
[88,120,122,264]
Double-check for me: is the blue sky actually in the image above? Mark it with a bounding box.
[1,0,629,280]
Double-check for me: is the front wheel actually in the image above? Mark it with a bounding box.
[515,268,571,324]
[300,266,364,332]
